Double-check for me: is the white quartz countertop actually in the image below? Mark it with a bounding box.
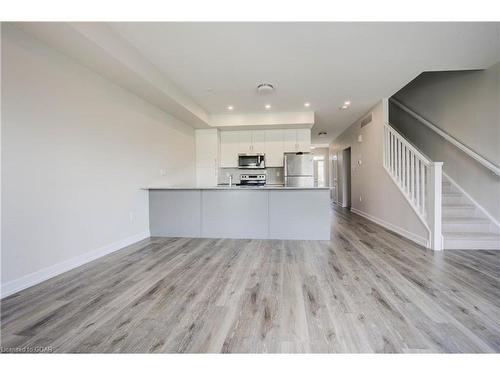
[143,185,330,190]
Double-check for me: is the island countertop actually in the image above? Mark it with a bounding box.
[143,185,330,190]
[147,187,331,240]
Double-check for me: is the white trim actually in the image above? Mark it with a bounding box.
[350,207,429,248]
[443,172,500,230]
[384,123,432,165]
[0,231,150,299]
[390,97,500,176]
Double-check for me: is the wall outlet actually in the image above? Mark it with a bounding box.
[160,168,167,176]
[129,212,134,222]
[276,170,280,177]
[359,196,362,202]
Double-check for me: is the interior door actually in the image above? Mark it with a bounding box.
[342,147,352,208]
[331,155,338,203]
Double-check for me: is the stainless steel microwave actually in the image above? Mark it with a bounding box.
[238,154,265,169]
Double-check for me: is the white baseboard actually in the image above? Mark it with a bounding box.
[0,231,150,299]
[350,207,429,248]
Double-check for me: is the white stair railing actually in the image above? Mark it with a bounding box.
[383,123,443,251]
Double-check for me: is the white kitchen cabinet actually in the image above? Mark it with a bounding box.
[195,129,219,185]
[251,130,266,154]
[264,129,285,167]
[238,131,253,153]
[283,129,297,152]
[220,130,267,166]
[220,128,311,169]
[235,130,266,154]
[284,129,311,153]
[220,131,239,167]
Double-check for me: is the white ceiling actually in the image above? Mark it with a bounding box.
[15,22,500,143]
[109,22,500,142]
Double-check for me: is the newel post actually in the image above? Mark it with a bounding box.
[428,162,443,251]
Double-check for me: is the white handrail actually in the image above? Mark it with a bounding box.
[390,97,500,177]
[383,123,443,250]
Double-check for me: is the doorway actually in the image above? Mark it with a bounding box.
[331,154,339,203]
[342,147,352,208]
[313,156,326,187]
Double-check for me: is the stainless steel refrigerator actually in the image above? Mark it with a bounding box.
[284,152,314,187]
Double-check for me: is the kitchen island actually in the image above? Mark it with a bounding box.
[144,186,331,240]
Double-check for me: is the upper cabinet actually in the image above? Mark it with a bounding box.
[284,129,311,153]
[220,131,240,167]
[237,130,253,153]
[220,128,311,168]
[251,130,266,154]
[264,129,285,167]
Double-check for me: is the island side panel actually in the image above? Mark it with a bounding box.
[268,189,331,240]
[201,190,269,239]
[149,190,201,237]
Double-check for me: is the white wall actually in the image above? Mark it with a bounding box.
[1,25,196,289]
[390,62,500,221]
[330,100,429,246]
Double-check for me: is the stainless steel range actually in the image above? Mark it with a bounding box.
[238,174,266,187]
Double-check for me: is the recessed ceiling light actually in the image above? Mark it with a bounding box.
[318,131,327,137]
[227,105,234,111]
[265,104,271,109]
[310,146,316,149]
[344,100,351,106]
[340,104,349,110]
[304,102,311,107]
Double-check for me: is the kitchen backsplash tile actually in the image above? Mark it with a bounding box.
[219,167,284,185]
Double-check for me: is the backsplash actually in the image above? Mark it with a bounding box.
[218,167,284,185]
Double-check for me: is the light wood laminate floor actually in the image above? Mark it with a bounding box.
[1,206,499,353]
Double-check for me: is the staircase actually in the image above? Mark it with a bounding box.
[442,176,500,250]
[383,123,443,250]
[383,122,500,251]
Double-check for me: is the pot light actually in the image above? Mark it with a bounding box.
[318,131,327,137]
[340,104,349,110]
[265,104,271,109]
[344,100,351,106]
[304,102,311,107]
[227,105,234,111]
